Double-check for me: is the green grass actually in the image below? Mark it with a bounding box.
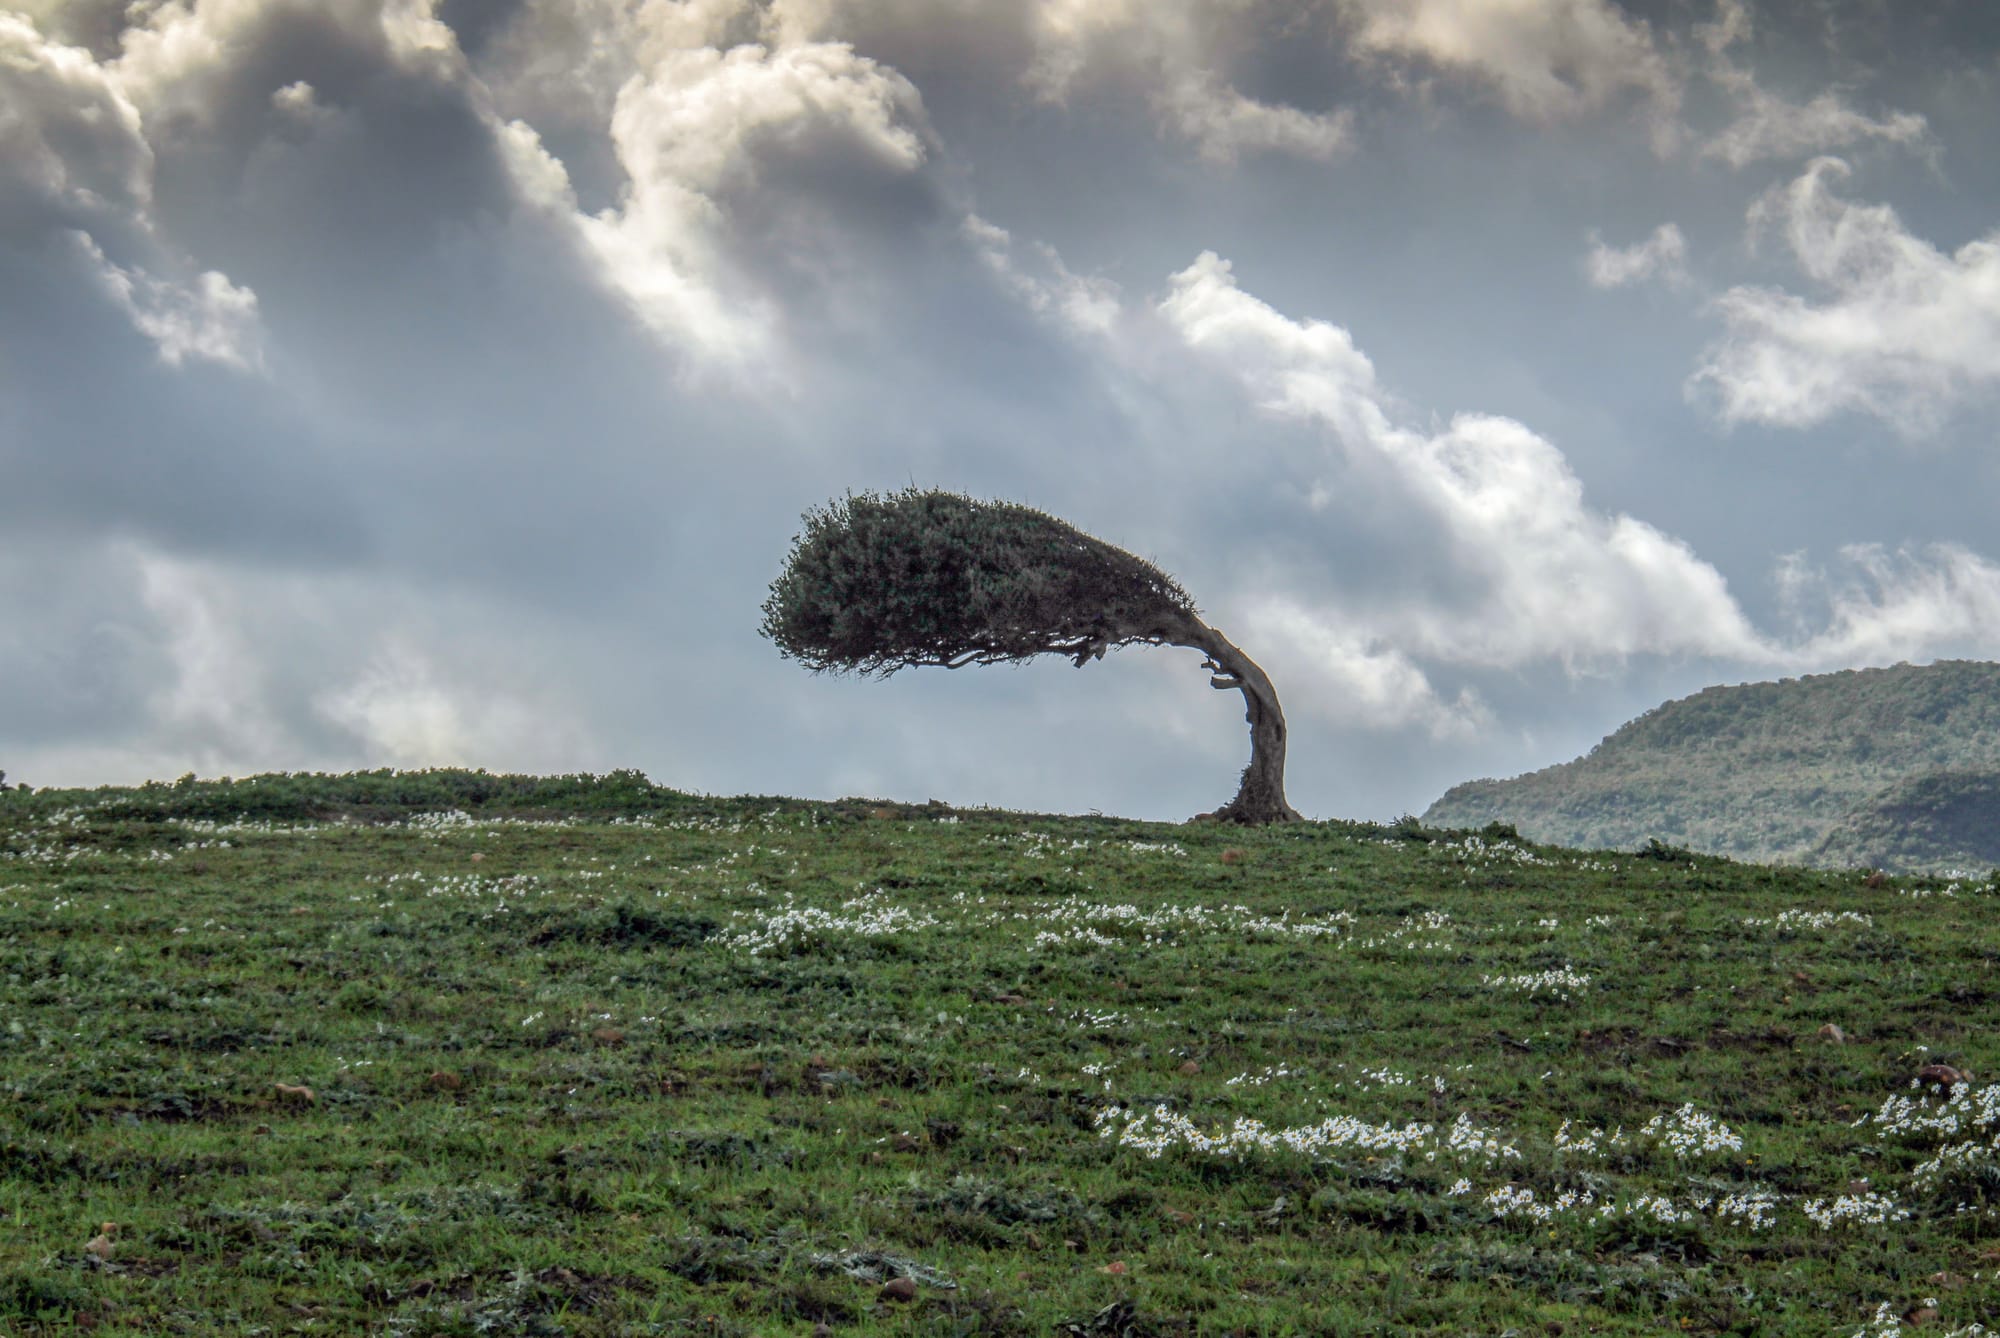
[2,773,1997,1335]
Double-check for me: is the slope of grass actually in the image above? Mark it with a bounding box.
[1424,660,2000,869]
[3,774,1998,1335]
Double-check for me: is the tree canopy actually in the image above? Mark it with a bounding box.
[761,488,1302,824]
[759,488,1201,676]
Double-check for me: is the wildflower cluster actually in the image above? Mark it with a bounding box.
[1349,909,1456,951]
[1481,965,1591,998]
[717,890,940,955]
[1639,1103,1744,1158]
[1741,908,1872,930]
[1852,1300,1987,1337]
[1018,897,1351,949]
[1801,1192,1910,1228]
[1094,1105,1518,1165]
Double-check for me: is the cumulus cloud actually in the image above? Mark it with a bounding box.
[1336,0,1681,146]
[0,10,270,370]
[1691,157,2000,433]
[0,12,153,230]
[1584,223,1688,289]
[1157,251,1768,706]
[1240,597,1490,738]
[73,232,266,369]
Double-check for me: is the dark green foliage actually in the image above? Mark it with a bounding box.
[1815,769,2000,872]
[4,767,698,826]
[1424,661,2000,870]
[760,488,1198,676]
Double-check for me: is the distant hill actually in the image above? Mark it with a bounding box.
[1813,770,2000,873]
[1423,661,2000,870]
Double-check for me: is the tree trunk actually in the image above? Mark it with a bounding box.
[1171,618,1302,825]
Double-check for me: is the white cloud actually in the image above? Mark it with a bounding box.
[1156,67,1354,166]
[1158,251,1769,680]
[112,0,467,122]
[1026,0,1353,164]
[1242,597,1490,738]
[135,549,286,770]
[1336,0,1681,147]
[74,231,266,370]
[1584,222,1687,289]
[1701,70,1928,170]
[1780,544,2000,669]
[495,35,936,370]
[317,643,544,769]
[1690,157,2000,433]
[1693,4,1929,170]
[0,11,267,372]
[963,214,1121,335]
[0,12,154,228]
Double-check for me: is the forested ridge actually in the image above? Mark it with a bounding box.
[1423,660,2000,870]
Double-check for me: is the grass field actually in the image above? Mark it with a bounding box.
[2,772,1998,1335]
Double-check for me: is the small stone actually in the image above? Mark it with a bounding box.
[879,1276,917,1302]
[1817,1023,1846,1044]
[1918,1063,1971,1092]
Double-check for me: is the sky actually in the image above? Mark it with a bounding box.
[5,0,2000,822]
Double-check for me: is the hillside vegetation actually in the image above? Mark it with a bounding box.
[1424,661,2000,870]
[3,771,1999,1334]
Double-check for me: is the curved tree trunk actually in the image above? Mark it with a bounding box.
[1171,618,1302,825]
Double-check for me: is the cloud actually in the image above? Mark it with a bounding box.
[963,214,1120,336]
[1778,544,2000,669]
[1693,2,1930,169]
[73,232,267,369]
[1240,597,1490,738]
[1335,0,1681,146]
[1025,0,1353,164]
[0,11,275,371]
[1584,223,1688,289]
[316,642,559,769]
[1690,157,2000,433]
[1157,251,1769,685]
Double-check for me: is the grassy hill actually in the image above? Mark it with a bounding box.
[3,770,1998,1334]
[1423,660,2000,870]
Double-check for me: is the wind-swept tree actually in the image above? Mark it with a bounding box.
[759,488,1301,824]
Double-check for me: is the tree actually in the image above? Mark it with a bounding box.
[759,488,1302,824]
